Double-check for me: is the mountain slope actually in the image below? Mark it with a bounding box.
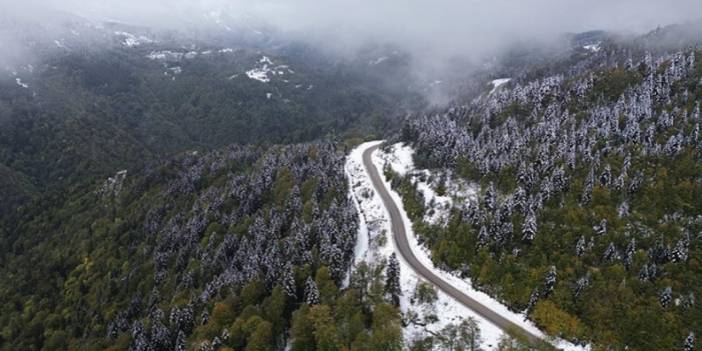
[398,30,702,349]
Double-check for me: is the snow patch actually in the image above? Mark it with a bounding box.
[583,43,601,53]
[245,56,293,83]
[15,78,28,89]
[114,31,154,47]
[147,51,184,61]
[489,78,511,94]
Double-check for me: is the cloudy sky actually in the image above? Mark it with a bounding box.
[1,0,701,65]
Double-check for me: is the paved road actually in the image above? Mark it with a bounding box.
[362,144,542,344]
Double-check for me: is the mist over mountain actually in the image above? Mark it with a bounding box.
[1,1,702,351]
[2,0,701,77]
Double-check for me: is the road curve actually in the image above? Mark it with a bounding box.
[362,144,542,344]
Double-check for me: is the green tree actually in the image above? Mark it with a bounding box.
[290,304,315,351]
[309,304,341,351]
[370,303,403,351]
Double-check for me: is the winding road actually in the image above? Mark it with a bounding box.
[362,144,542,345]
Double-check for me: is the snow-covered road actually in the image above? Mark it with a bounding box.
[345,140,589,350]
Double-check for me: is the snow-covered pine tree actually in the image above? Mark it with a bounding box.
[175,330,187,351]
[573,275,590,298]
[543,266,557,297]
[660,286,672,308]
[304,277,320,305]
[386,253,402,306]
[282,263,297,298]
[526,288,540,313]
[576,235,587,257]
[594,219,608,236]
[684,332,695,351]
[522,210,537,243]
[484,182,497,211]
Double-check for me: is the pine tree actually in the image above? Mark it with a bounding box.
[526,288,539,313]
[175,330,187,351]
[600,164,612,186]
[576,235,587,257]
[624,238,636,269]
[593,219,607,236]
[573,275,590,298]
[684,332,695,351]
[305,277,320,305]
[522,211,537,243]
[385,253,402,306]
[543,266,557,297]
[282,263,297,298]
[671,235,690,263]
[639,263,650,282]
[477,225,489,249]
[581,168,594,204]
[484,182,496,211]
[660,286,672,308]
[603,242,620,262]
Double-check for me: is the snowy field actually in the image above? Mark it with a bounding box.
[345,141,588,351]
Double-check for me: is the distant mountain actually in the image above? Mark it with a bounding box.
[0,16,426,217]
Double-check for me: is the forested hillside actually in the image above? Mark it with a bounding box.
[0,142,405,350]
[0,20,424,218]
[3,7,702,350]
[399,31,702,349]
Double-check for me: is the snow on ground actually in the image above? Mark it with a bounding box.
[148,49,234,63]
[345,141,589,351]
[246,56,294,83]
[114,31,154,47]
[246,68,270,83]
[583,43,601,53]
[489,78,511,94]
[147,50,185,61]
[376,143,477,225]
[15,78,28,89]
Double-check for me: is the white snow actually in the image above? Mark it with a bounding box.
[489,78,511,94]
[15,78,28,89]
[218,48,234,53]
[168,66,182,75]
[376,143,477,225]
[114,31,154,47]
[147,51,184,61]
[54,40,67,49]
[245,56,293,83]
[246,68,271,83]
[266,92,273,99]
[583,43,601,53]
[345,141,589,351]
